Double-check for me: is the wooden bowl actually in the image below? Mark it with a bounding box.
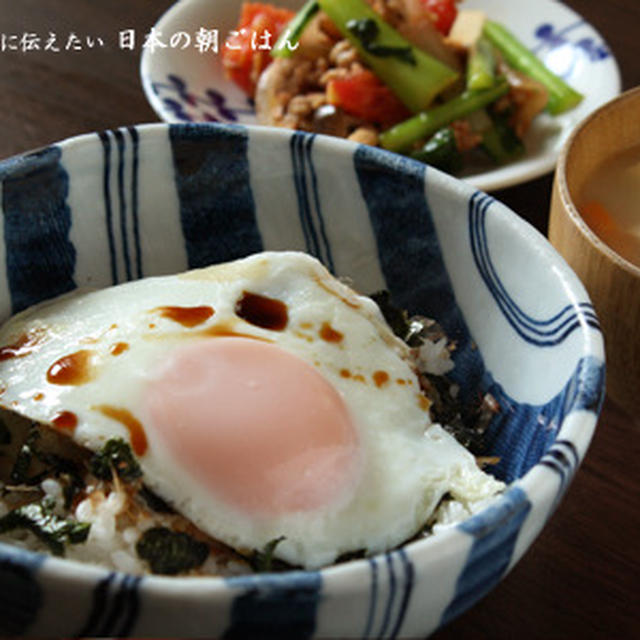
[549,86,640,416]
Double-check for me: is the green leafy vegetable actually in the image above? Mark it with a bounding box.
[0,498,90,555]
[483,20,583,114]
[272,0,319,58]
[250,536,286,573]
[136,527,209,575]
[317,0,458,112]
[410,127,463,175]
[89,438,141,483]
[347,18,416,65]
[481,112,524,164]
[379,80,510,153]
[467,37,496,90]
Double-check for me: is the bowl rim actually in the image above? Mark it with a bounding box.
[554,86,640,278]
[0,122,604,594]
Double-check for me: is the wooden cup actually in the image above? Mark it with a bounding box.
[549,86,640,416]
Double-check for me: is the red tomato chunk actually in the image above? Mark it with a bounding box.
[222,2,295,97]
[421,0,458,36]
[327,70,411,126]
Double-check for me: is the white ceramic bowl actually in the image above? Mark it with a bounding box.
[140,0,621,191]
[0,123,604,637]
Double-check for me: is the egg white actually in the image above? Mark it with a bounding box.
[0,252,502,568]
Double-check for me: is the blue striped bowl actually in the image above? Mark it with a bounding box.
[0,123,604,637]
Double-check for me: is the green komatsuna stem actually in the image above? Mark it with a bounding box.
[410,127,463,174]
[483,20,583,114]
[317,0,459,112]
[271,0,319,59]
[481,122,524,164]
[467,37,496,90]
[380,80,510,153]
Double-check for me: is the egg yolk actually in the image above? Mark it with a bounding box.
[144,338,360,516]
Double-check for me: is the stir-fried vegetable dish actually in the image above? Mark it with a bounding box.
[222,0,583,174]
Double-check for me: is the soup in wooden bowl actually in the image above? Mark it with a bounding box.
[549,86,640,416]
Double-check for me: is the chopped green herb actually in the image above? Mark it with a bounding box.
[136,527,209,575]
[347,18,416,65]
[0,498,90,555]
[250,536,286,573]
[90,438,141,483]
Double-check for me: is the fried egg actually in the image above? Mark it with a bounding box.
[0,252,502,569]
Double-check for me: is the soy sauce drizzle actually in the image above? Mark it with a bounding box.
[155,306,214,328]
[110,342,129,356]
[319,322,343,344]
[52,411,78,432]
[0,330,45,361]
[47,350,95,386]
[93,405,148,456]
[235,292,288,331]
[373,371,390,387]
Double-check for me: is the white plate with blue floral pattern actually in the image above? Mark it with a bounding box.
[140,0,621,191]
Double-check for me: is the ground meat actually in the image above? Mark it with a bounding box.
[328,40,360,69]
[287,92,328,118]
[496,60,549,137]
[348,126,380,146]
[450,119,482,152]
[319,60,366,87]
[367,0,406,27]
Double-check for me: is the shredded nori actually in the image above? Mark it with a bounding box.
[370,291,500,455]
[36,454,85,510]
[0,497,90,556]
[136,527,210,575]
[89,438,142,483]
[369,291,411,339]
[0,417,11,445]
[9,424,40,485]
[2,422,86,507]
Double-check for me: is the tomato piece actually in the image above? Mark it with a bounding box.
[327,70,411,126]
[222,3,295,97]
[420,0,458,36]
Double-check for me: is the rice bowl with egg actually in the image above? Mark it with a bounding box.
[0,122,604,637]
[0,252,504,575]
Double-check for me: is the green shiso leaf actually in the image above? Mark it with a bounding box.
[0,498,90,555]
[90,438,142,482]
